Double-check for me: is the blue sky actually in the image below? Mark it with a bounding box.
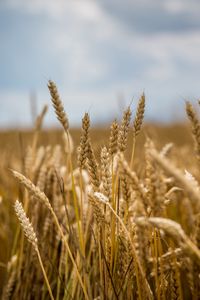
[0,0,200,127]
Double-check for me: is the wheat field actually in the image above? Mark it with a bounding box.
[0,81,200,299]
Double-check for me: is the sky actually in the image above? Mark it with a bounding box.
[0,0,200,127]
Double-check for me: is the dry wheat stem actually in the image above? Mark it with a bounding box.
[136,217,200,264]
[94,192,153,300]
[150,150,200,212]
[12,171,89,300]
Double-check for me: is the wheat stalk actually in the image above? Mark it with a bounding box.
[93,192,153,300]
[150,149,200,212]
[14,200,54,300]
[12,171,89,300]
[136,217,200,264]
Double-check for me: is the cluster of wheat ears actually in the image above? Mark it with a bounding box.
[1,81,200,299]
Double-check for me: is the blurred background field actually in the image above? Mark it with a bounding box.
[0,122,193,193]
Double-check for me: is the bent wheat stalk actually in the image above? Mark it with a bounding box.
[12,171,89,300]
[150,149,200,212]
[136,217,200,265]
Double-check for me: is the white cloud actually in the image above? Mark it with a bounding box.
[1,0,200,125]
[4,0,105,22]
[47,5,199,88]
[121,30,200,83]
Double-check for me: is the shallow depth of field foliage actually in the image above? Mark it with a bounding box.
[1,81,200,300]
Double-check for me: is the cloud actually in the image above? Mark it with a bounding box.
[0,0,200,126]
[3,0,105,22]
[5,0,200,33]
[99,0,200,33]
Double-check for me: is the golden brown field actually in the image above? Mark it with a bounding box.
[1,81,200,299]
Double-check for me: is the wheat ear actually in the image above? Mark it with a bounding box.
[150,149,200,212]
[136,217,200,264]
[130,93,145,168]
[109,119,119,156]
[12,171,89,300]
[133,93,145,137]
[34,105,48,132]
[48,80,69,133]
[186,101,200,164]
[14,200,54,300]
[77,112,90,168]
[118,106,132,152]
